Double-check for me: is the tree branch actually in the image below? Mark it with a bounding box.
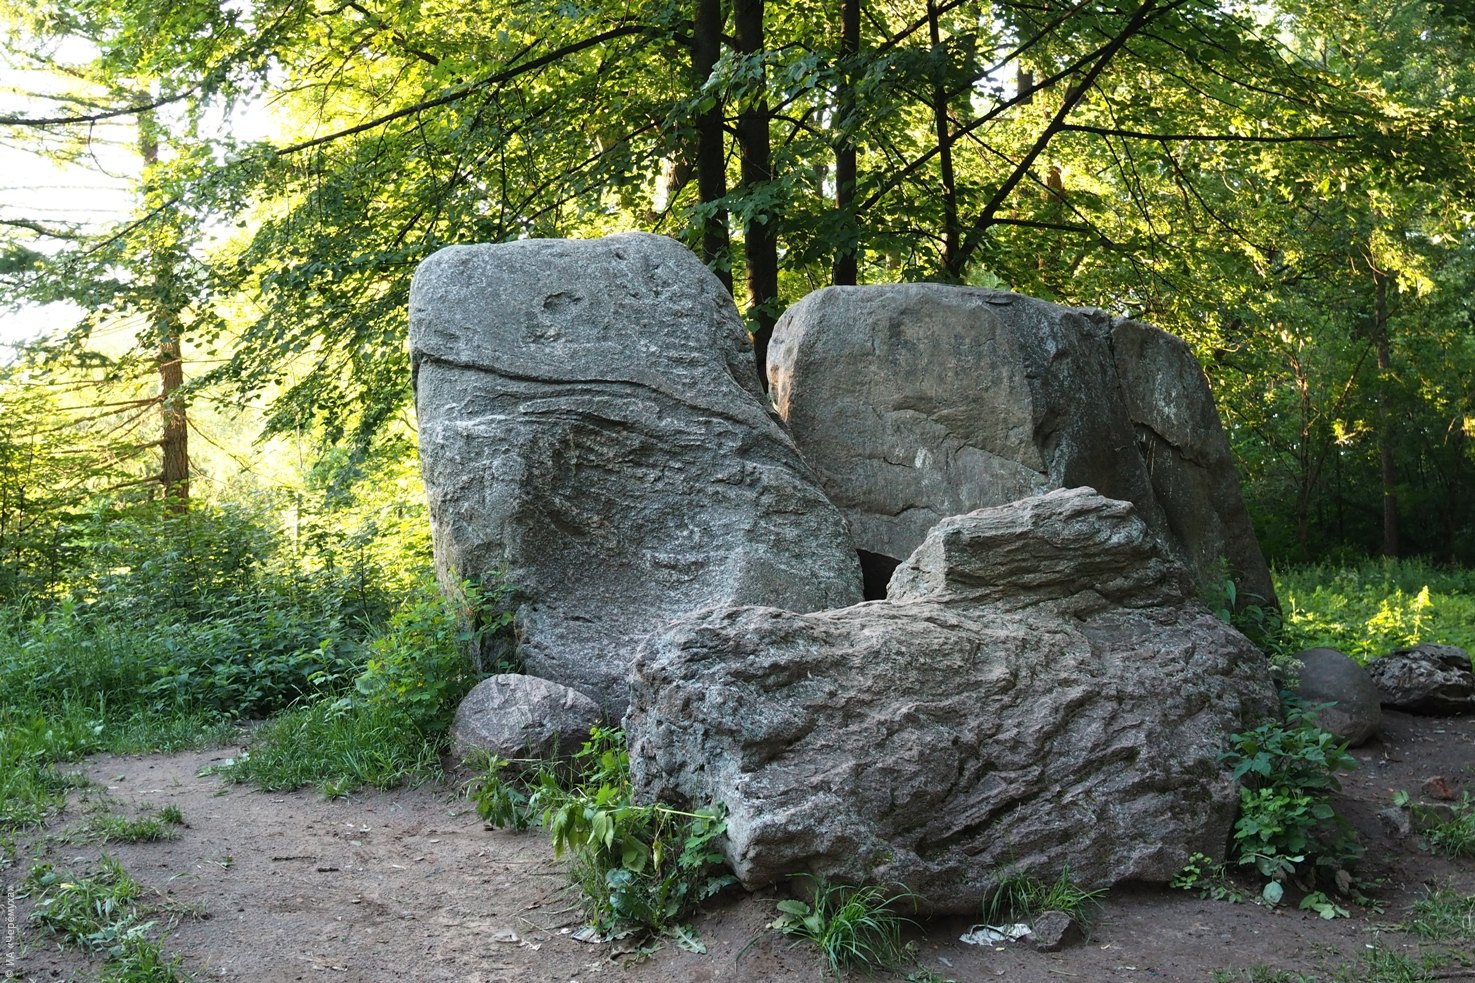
[274,24,650,156]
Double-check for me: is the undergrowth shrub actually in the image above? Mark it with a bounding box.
[226,577,506,795]
[1274,559,1475,661]
[474,727,735,941]
[1216,695,1361,910]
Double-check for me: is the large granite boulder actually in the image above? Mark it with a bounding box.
[767,285,1276,608]
[410,234,862,715]
[627,488,1278,913]
[1288,648,1382,746]
[1368,644,1475,714]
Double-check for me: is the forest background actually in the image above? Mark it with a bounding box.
[2,0,1475,779]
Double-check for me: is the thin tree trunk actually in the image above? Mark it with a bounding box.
[140,112,189,511]
[832,0,860,285]
[1373,268,1398,556]
[928,0,961,278]
[694,0,731,291]
[733,0,779,387]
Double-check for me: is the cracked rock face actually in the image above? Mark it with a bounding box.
[767,284,1275,608]
[1368,644,1475,714]
[627,488,1279,913]
[410,233,862,715]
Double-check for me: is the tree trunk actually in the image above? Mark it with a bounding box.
[928,0,961,278]
[1373,267,1398,557]
[139,112,189,511]
[832,0,860,286]
[733,0,779,386]
[694,0,731,291]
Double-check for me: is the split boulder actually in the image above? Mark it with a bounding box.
[767,284,1275,608]
[627,488,1279,913]
[410,233,862,715]
[1368,644,1475,715]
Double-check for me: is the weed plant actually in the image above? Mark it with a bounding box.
[24,854,186,981]
[1217,694,1361,907]
[1420,793,1475,859]
[770,879,916,976]
[1403,883,1475,942]
[982,867,1105,928]
[87,805,186,844]
[474,727,735,940]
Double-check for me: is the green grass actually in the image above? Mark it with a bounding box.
[85,805,187,845]
[982,866,1106,929]
[1274,559,1475,662]
[224,699,444,796]
[24,854,187,982]
[1403,883,1475,942]
[1420,794,1475,859]
[771,879,916,976]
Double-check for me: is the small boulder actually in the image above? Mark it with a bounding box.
[1029,911,1084,952]
[449,674,601,764]
[1289,648,1382,746]
[1367,644,1475,715]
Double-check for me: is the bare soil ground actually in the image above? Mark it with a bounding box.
[5,709,1474,983]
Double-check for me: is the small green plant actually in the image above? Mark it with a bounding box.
[770,879,916,976]
[1211,969,1315,983]
[1402,882,1475,941]
[1219,694,1360,907]
[1172,852,1250,903]
[1205,569,1285,654]
[982,866,1105,928]
[1421,793,1475,859]
[474,727,735,940]
[24,854,186,980]
[87,804,186,844]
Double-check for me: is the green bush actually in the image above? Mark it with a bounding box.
[475,727,735,940]
[1218,695,1360,907]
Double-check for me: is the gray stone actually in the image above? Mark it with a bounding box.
[1029,911,1084,952]
[1376,806,1413,840]
[1367,644,1475,715]
[766,284,1276,609]
[450,674,601,764]
[1290,648,1383,746]
[627,488,1278,914]
[410,233,862,715]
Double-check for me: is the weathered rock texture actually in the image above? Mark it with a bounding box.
[767,285,1276,608]
[450,674,602,764]
[1289,647,1382,746]
[1368,644,1475,715]
[627,488,1278,913]
[411,234,862,714]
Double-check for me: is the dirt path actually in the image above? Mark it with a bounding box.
[6,710,1474,982]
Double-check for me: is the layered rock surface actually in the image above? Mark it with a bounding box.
[627,488,1279,913]
[767,285,1276,608]
[410,233,862,714]
[1369,644,1475,714]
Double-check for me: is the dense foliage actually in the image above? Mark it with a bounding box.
[2,0,1473,561]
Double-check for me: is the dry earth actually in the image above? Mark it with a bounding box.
[4,710,1473,983]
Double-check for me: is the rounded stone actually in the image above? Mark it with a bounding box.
[1290,647,1382,746]
[450,673,602,765]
